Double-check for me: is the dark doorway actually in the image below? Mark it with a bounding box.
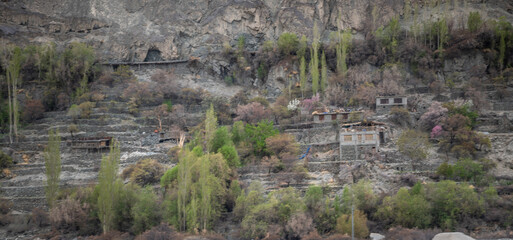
[144,48,162,62]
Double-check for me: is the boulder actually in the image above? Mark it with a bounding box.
[432,232,475,240]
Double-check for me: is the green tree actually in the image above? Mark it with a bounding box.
[131,187,161,234]
[298,35,308,58]
[231,120,245,145]
[44,129,61,208]
[335,209,369,238]
[311,22,320,94]
[97,139,121,234]
[300,56,307,97]
[336,30,352,76]
[244,120,279,156]
[205,104,218,152]
[277,32,299,55]
[467,12,482,33]
[6,47,24,143]
[376,186,432,228]
[397,129,430,170]
[210,126,231,153]
[219,144,240,167]
[321,51,327,93]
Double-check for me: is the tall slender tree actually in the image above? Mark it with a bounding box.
[205,104,218,152]
[321,51,327,93]
[300,56,306,97]
[97,139,121,234]
[311,22,320,94]
[6,47,23,143]
[44,129,61,208]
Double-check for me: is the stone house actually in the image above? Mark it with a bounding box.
[375,96,408,114]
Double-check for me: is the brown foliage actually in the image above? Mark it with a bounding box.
[135,223,177,240]
[385,227,439,240]
[31,207,49,227]
[284,212,315,239]
[121,158,165,186]
[151,69,178,98]
[49,196,90,232]
[22,99,45,123]
[265,134,299,159]
[352,82,377,107]
[123,81,163,105]
[235,102,271,124]
[464,86,489,113]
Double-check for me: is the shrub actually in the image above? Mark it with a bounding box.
[285,212,315,239]
[49,196,89,232]
[277,32,299,55]
[22,99,45,123]
[436,162,454,179]
[0,151,13,170]
[160,166,178,188]
[31,208,49,227]
[244,120,279,156]
[376,187,432,228]
[67,104,81,121]
[397,129,430,170]
[135,223,177,240]
[78,101,95,118]
[468,11,482,33]
[265,133,299,159]
[335,210,369,238]
[453,158,484,182]
[210,126,231,153]
[235,102,272,124]
[219,145,240,168]
[231,121,245,145]
[419,102,448,131]
[426,180,484,229]
[131,187,161,234]
[121,159,165,186]
[389,107,410,126]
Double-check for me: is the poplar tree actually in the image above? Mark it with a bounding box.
[205,104,218,152]
[177,150,194,231]
[300,56,306,97]
[98,140,121,234]
[298,35,308,59]
[44,129,61,208]
[336,30,352,76]
[6,47,23,143]
[311,22,320,94]
[321,51,327,93]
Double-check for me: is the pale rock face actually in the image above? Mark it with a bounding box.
[432,232,475,240]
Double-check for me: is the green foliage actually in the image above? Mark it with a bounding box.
[78,101,95,119]
[453,158,484,182]
[121,158,165,186]
[277,32,299,55]
[97,140,121,234]
[376,16,400,59]
[300,56,307,97]
[376,187,432,228]
[321,51,327,93]
[426,180,484,229]
[493,16,513,71]
[341,180,378,214]
[244,120,279,156]
[164,100,172,111]
[0,151,13,170]
[205,104,218,152]
[224,75,233,85]
[436,162,454,179]
[311,22,320,94]
[335,30,352,75]
[467,12,482,33]
[44,129,61,208]
[210,126,231,153]
[443,102,478,127]
[304,186,324,214]
[298,35,308,58]
[231,121,245,145]
[160,166,178,188]
[335,210,369,238]
[257,62,267,80]
[131,187,161,234]
[219,144,240,168]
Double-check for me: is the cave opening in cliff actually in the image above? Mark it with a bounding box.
[144,48,162,62]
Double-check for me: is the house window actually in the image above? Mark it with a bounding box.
[365,134,374,140]
[380,99,389,104]
[319,115,325,121]
[394,98,403,104]
[344,135,352,142]
[342,114,348,119]
[332,114,337,120]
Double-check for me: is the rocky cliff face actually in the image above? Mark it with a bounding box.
[2,0,511,63]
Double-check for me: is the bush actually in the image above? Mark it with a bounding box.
[285,212,315,239]
[436,162,454,179]
[244,120,279,156]
[67,104,81,121]
[397,129,430,170]
[219,145,240,168]
[468,11,482,33]
[335,210,369,238]
[78,101,95,118]
[210,126,231,153]
[235,102,271,124]
[22,99,45,123]
[49,196,90,232]
[160,166,178,188]
[0,151,13,170]
[277,32,299,55]
[131,187,161,234]
[376,187,432,228]
[453,158,484,182]
[135,223,177,240]
[31,208,49,227]
[121,159,165,186]
[389,107,410,126]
